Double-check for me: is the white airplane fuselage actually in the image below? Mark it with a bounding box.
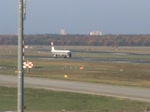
[51,43,72,58]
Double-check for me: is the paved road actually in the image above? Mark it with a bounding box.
[1,74,150,102]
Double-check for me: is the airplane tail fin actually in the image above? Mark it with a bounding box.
[51,42,55,51]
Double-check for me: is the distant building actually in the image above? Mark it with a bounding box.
[90,31,102,35]
[60,29,67,35]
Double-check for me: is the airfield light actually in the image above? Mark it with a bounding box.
[64,75,68,78]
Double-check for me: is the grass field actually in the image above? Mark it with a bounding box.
[0,45,150,111]
[0,45,150,87]
[0,86,150,112]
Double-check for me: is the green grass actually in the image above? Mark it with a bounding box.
[0,46,150,88]
[0,46,150,112]
[0,86,150,112]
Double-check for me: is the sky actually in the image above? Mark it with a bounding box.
[0,0,150,35]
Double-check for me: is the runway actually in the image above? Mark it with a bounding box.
[36,50,150,64]
[1,74,150,103]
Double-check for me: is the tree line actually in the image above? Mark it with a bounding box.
[0,34,150,46]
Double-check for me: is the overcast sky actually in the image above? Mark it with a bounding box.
[0,0,150,35]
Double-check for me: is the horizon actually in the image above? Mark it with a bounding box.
[0,0,150,35]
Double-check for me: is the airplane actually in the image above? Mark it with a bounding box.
[51,42,72,58]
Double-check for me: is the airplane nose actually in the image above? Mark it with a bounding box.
[67,52,72,57]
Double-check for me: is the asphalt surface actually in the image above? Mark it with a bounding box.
[0,75,150,103]
[36,51,150,64]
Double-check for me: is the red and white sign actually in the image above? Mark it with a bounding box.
[23,61,33,68]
